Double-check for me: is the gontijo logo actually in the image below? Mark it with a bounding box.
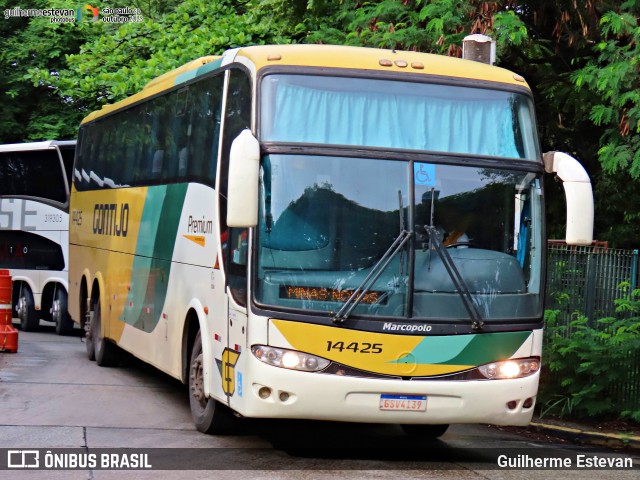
[93,203,130,237]
[76,4,99,22]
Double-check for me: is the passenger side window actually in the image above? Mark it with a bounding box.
[74,73,225,191]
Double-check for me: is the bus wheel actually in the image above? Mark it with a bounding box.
[92,300,119,367]
[17,285,39,332]
[401,424,449,439]
[189,331,236,434]
[53,288,74,336]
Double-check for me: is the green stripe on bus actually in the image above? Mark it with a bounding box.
[174,58,224,86]
[175,70,198,86]
[196,59,223,77]
[121,184,188,332]
[393,331,531,366]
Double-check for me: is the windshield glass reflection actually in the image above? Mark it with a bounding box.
[255,155,543,322]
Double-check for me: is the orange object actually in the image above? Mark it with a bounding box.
[0,323,19,352]
[0,304,10,327]
[0,270,12,327]
[0,269,11,306]
[0,270,17,352]
[0,304,18,352]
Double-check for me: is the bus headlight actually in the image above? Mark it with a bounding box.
[252,345,330,372]
[478,358,540,380]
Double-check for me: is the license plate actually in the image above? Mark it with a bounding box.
[379,394,427,411]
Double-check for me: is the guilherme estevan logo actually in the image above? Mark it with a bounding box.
[76,4,99,22]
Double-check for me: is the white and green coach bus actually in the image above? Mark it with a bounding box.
[0,140,76,334]
[69,43,593,436]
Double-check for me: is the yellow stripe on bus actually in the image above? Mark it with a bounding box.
[271,319,472,377]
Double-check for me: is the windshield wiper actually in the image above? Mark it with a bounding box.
[422,225,485,331]
[332,229,411,324]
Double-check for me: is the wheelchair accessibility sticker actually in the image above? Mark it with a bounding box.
[414,163,436,186]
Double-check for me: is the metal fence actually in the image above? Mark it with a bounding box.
[545,242,640,411]
[546,242,639,322]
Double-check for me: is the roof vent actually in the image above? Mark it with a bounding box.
[462,34,496,65]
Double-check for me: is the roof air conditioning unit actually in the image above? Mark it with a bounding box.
[462,34,496,65]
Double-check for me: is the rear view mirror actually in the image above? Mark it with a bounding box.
[543,151,594,245]
[227,129,260,228]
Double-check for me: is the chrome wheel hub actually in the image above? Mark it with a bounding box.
[51,299,61,323]
[190,354,206,407]
[16,297,26,318]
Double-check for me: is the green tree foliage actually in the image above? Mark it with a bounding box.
[541,298,640,421]
[30,0,289,115]
[0,0,181,141]
[0,0,92,142]
[273,0,528,56]
[571,2,640,179]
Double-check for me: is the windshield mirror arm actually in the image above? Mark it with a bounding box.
[332,229,412,324]
[422,225,484,331]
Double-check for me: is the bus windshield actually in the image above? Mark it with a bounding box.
[261,74,540,160]
[255,155,543,323]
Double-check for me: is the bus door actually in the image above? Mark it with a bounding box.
[221,228,248,405]
[223,228,248,404]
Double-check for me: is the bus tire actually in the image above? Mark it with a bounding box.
[401,424,449,439]
[85,307,96,361]
[189,331,236,435]
[92,301,119,367]
[17,285,39,332]
[53,288,74,336]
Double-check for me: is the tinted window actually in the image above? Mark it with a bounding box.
[75,74,224,191]
[0,150,67,203]
[0,230,65,270]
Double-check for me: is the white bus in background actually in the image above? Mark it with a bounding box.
[0,140,76,334]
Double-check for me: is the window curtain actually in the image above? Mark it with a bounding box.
[268,83,520,159]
